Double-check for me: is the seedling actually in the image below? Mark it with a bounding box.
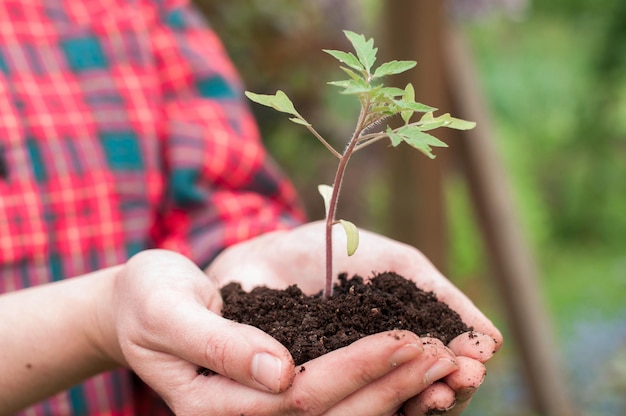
[246,31,475,299]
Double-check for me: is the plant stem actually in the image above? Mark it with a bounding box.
[303,123,342,159]
[323,102,369,299]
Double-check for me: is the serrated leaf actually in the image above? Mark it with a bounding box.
[340,82,374,95]
[387,126,404,147]
[377,86,406,99]
[339,219,359,256]
[419,112,447,131]
[421,112,435,122]
[327,80,352,89]
[340,66,363,82]
[403,102,438,113]
[401,83,416,124]
[444,116,476,130]
[344,31,377,74]
[373,60,417,79]
[369,105,396,118]
[318,184,333,217]
[245,90,298,116]
[403,83,415,101]
[328,77,371,95]
[419,112,476,131]
[396,126,448,158]
[323,49,364,73]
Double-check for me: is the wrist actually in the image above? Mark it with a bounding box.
[88,265,128,368]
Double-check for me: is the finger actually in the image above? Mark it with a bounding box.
[444,356,486,403]
[447,332,499,362]
[402,356,485,416]
[325,338,458,416]
[402,382,456,416]
[157,304,296,393]
[281,331,424,415]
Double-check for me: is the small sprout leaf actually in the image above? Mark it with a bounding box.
[373,60,417,79]
[342,84,374,95]
[386,126,404,147]
[397,126,448,159]
[327,80,352,89]
[419,112,476,131]
[378,86,406,99]
[344,31,377,74]
[245,90,298,116]
[419,112,447,131]
[323,49,364,73]
[403,83,416,102]
[329,78,371,95]
[339,219,359,256]
[401,83,416,124]
[318,184,334,217]
[445,116,476,130]
[340,66,363,81]
[403,101,437,113]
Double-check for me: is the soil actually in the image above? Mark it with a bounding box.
[219,271,470,365]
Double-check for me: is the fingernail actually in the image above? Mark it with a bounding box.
[251,352,283,392]
[424,358,457,384]
[426,400,457,415]
[389,343,422,367]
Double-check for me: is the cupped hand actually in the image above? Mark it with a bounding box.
[97,249,462,415]
[207,221,503,414]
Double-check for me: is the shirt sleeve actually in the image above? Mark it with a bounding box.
[148,0,306,268]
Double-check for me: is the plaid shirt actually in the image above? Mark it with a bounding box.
[0,0,304,414]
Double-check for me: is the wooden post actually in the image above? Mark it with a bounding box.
[382,0,453,273]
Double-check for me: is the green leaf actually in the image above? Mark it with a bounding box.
[339,219,359,256]
[339,66,363,82]
[419,112,476,131]
[337,79,374,95]
[403,83,415,102]
[373,60,417,79]
[387,126,404,147]
[323,49,365,73]
[245,90,298,116]
[445,117,476,130]
[344,31,377,74]
[318,184,333,217]
[418,112,447,131]
[327,80,352,89]
[377,86,406,99]
[401,83,415,124]
[398,126,448,158]
[402,102,437,113]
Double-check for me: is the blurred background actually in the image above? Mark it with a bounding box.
[194,0,626,414]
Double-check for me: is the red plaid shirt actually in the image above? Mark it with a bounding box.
[0,0,304,414]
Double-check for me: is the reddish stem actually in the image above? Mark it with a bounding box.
[323,104,369,299]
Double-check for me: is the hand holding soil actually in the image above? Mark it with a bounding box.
[99,245,498,415]
[207,221,503,414]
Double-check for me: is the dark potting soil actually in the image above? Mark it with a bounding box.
[220,272,470,365]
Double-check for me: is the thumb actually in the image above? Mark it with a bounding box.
[184,307,296,393]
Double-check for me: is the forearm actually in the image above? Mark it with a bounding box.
[0,266,122,414]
